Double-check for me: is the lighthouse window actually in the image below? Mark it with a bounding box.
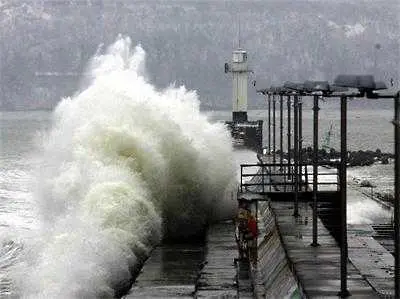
[233,52,242,63]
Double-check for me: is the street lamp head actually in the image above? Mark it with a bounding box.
[303,81,330,96]
[283,81,305,93]
[373,88,400,99]
[271,86,290,95]
[333,74,387,98]
[256,88,269,96]
[334,74,376,89]
[330,88,361,97]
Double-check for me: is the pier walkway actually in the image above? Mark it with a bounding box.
[196,221,253,298]
[123,243,203,298]
[123,221,253,298]
[270,201,392,298]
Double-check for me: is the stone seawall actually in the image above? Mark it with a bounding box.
[252,201,304,299]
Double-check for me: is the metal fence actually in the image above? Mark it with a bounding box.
[240,162,340,194]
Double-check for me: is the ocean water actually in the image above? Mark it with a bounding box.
[0,36,396,298]
[207,97,395,154]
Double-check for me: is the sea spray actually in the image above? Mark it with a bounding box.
[11,35,236,298]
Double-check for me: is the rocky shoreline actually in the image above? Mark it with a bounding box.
[275,147,394,167]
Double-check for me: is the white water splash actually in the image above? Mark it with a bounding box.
[348,199,392,224]
[10,35,236,298]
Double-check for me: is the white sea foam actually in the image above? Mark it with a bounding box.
[347,163,394,224]
[11,35,236,298]
[348,199,392,224]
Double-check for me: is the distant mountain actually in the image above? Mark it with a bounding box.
[0,0,399,110]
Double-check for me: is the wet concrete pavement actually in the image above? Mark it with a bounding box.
[271,201,391,298]
[123,220,253,298]
[196,221,253,298]
[123,243,204,298]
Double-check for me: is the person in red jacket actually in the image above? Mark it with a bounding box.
[246,213,258,266]
[247,214,258,239]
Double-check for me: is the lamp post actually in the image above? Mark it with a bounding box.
[268,94,271,154]
[280,94,284,170]
[332,74,386,297]
[312,93,320,247]
[287,95,292,181]
[394,92,400,298]
[339,95,350,297]
[273,95,276,163]
[298,96,303,191]
[293,94,299,216]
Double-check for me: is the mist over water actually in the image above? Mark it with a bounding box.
[9,36,236,298]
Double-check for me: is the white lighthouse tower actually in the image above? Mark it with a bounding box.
[224,48,263,152]
[225,49,250,122]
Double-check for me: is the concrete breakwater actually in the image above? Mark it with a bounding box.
[253,201,303,299]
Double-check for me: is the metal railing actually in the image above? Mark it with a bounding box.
[240,162,340,194]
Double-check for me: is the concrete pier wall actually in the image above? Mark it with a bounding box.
[253,201,303,299]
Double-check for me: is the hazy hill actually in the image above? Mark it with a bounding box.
[0,0,399,110]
